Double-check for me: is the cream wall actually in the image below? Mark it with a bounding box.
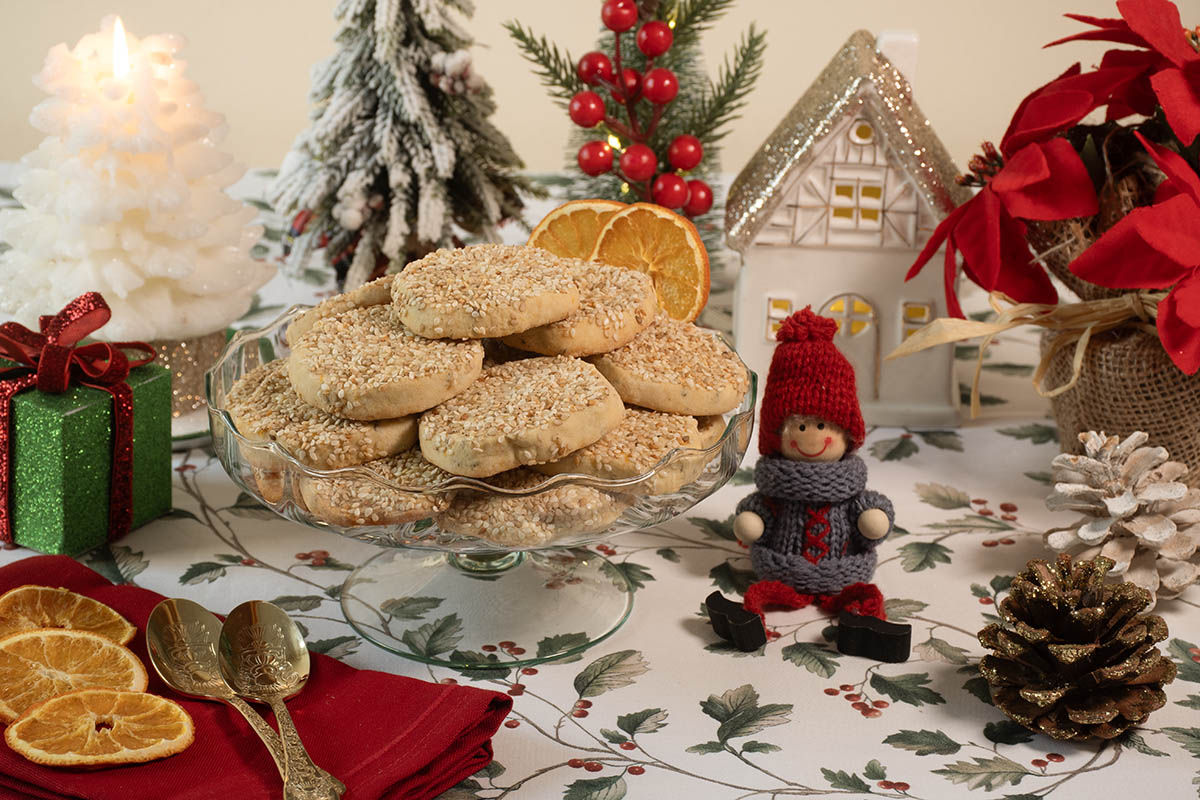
[1,1,1195,177]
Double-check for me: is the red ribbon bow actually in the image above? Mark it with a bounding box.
[0,293,156,544]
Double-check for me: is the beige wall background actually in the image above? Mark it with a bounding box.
[2,1,1197,177]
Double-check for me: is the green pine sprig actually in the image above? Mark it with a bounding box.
[502,21,583,107]
[662,0,739,53]
[683,25,766,145]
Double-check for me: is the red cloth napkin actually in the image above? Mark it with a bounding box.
[0,556,511,800]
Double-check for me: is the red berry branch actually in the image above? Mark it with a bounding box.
[570,0,714,217]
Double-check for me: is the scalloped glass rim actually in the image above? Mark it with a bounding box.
[204,304,757,551]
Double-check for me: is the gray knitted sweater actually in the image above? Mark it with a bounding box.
[736,455,894,595]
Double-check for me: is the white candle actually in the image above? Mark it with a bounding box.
[0,16,274,342]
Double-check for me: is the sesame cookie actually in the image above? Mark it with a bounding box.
[288,304,484,420]
[696,415,726,448]
[434,469,629,546]
[419,356,625,478]
[531,407,703,494]
[285,274,394,346]
[227,359,416,470]
[298,450,454,527]
[502,264,658,356]
[589,316,749,415]
[392,244,581,339]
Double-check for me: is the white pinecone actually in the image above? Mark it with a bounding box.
[1044,431,1200,607]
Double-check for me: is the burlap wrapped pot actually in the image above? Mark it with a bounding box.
[1041,327,1200,487]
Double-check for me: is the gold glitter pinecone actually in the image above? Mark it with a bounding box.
[978,554,1175,741]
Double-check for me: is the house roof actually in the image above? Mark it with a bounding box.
[724,30,972,254]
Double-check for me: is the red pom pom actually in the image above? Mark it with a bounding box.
[776,307,838,343]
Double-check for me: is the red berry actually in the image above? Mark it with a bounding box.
[839,684,855,691]
[584,761,603,772]
[972,498,987,504]
[511,647,526,655]
[522,667,539,675]
[507,687,524,696]
[619,741,637,750]
[1000,502,1018,512]
[1046,753,1065,762]
[999,537,1016,545]
[682,179,713,215]
[311,550,329,558]
[577,51,615,86]
[439,677,458,685]
[979,509,995,516]
[824,688,840,695]
[652,173,689,208]
[601,0,638,32]
[900,433,913,438]
[1002,515,1018,521]
[628,765,646,775]
[863,708,882,718]
[569,91,606,128]
[1032,759,1047,768]
[893,782,910,792]
[611,68,642,104]
[980,597,994,605]
[576,699,593,708]
[982,540,999,547]
[766,630,781,640]
[872,700,889,708]
[641,68,678,104]
[852,701,869,710]
[482,644,498,652]
[568,758,585,768]
[295,553,311,560]
[1189,647,1200,656]
[509,682,526,691]
[240,558,255,566]
[878,780,894,789]
[504,719,520,728]
[668,135,703,170]
[620,144,657,181]
[1192,654,1200,663]
[310,558,327,567]
[578,141,613,176]
[499,641,516,649]
[845,693,862,702]
[636,21,673,57]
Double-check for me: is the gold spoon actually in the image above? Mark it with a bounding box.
[218,600,345,800]
[146,598,341,800]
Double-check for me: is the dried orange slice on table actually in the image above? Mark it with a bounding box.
[527,198,626,259]
[0,585,136,644]
[589,202,710,322]
[0,628,148,722]
[6,689,193,766]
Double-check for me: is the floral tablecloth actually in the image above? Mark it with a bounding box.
[3,172,1200,800]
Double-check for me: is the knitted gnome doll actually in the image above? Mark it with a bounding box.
[734,307,894,620]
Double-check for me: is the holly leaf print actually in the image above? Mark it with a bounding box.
[689,515,736,541]
[1169,639,1200,683]
[709,561,757,595]
[307,636,359,658]
[915,482,972,509]
[223,491,276,520]
[983,720,1035,745]
[617,708,668,736]
[270,595,324,612]
[933,755,1032,791]
[914,637,970,665]
[601,560,654,592]
[869,435,919,461]
[821,769,870,793]
[449,650,511,681]
[883,598,928,621]
[563,775,627,800]
[699,684,792,743]
[780,642,840,678]
[981,362,1035,376]
[863,759,887,780]
[742,740,781,754]
[380,596,443,620]
[1164,727,1200,757]
[960,383,1007,406]
[400,614,463,658]
[869,672,946,707]
[180,561,227,585]
[1121,731,1170,756]
[883,729,962,756]
[915,430,964,451]
[998,424,1059,444]
[537,632,590,659]
[899,541,952,572]
[573,650,648,698]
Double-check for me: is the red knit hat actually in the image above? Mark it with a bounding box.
[759,307,865,455]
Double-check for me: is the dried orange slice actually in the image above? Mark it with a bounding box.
[0,585,136,645]
[528,198,627,260]
[0,629,148,723]
[589,202,710,322]
[6,689,193,766]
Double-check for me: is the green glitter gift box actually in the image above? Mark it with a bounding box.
[4,362,171,555]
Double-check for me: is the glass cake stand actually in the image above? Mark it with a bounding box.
[206,306,755,669]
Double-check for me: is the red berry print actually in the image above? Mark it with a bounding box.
[1032,758,1048,768]
[980,597,994,605]
[311,550,329,558]
[999,537,1015,545]
[972,498,988,504]
[999,502,1018,512]
[979,508,995,516]
[851,701,869,710]
[863,708,882,718]
[1002,515,1018,521]
[878,780,894,790]
[627,765,646,775]
[522,667,539,675]
[572,709,589,718]
[576,700,593,709]
[583,761,604,772]
[839,684,855,691]
[498,641,516,649]
[481,644,497,652]
[511,647,526,655]
[982,540,999,547]
[844,693,862,702]
[872,700,889,708]
[619,741,637,750]
[507,687,525,696]
[1046,753,1065,762]
[439,677,458,685]
[824,688,840,696]
[504,719,520,729]
[568,758,584,768]
[893,782,910,792]
[240,558,256,566]
[310,557,327,567]
[295,552,311,560]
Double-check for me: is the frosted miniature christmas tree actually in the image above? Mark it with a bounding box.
[272,0,540,289]
[0,17,273,342]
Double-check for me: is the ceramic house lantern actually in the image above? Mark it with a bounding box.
[725,30,971,427]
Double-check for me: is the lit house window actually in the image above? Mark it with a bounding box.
[902,302,932,338]
[829,180,884,231]
[765,295,793,341]
[823,295,874,336]
[848,120,875,145]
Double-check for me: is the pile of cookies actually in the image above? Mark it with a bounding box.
[225,244,749,546]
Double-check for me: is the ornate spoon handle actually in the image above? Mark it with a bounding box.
[227,696,343,799]
[268,696,346,799]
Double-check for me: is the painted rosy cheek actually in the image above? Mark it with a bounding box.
[789,440,799,450]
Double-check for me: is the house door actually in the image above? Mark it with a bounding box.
[819,293,879,400]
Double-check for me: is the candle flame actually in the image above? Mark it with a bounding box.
[112,17,130,79]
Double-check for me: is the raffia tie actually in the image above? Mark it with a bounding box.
[885,291,1165,418]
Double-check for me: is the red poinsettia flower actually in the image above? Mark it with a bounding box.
[1049,0,1200,143]
[907,66,1102,316]
[1069,133,1200,373]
